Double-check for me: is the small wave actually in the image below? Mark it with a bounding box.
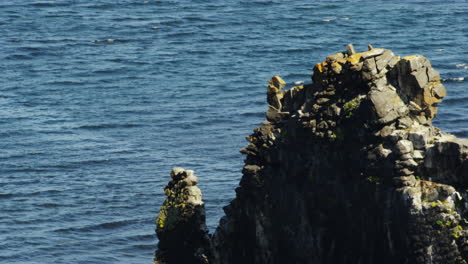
[18,46,43,52]
[442,96,468,104]
[184,16,215,22]
[131,244,154,250]
[30,51,57,57]
[199,118,234,126]
[283,73,310,79]
[114,109,152,115]
[72,157,127,166]
[92,67,128,74]
[319,4,340,9]
[54,218,139,233]
[144,0,163,3]
[166,31,197,38]
[159,19,184,26]
[444,118,468,124]
[77,123,143,130]
[452,130,468,138]
[81,3,115,9]
[0,152,44,160]
[294,81,304,85]
[127,234,155,241]
[46,80,84,86]
[320,16,349,22]
[252,100,265,106]
[30,189,62,196]
[456,63,468,70]
[36,203,63,208]
[31,1,67,7]
[188,50,211,55]
[4,54,33,60]
[0,193,14,199]
[0,189,62,199]
[286,48,311,53]
[92,38,129,44]
[322,17,337,22]
[240,112,263,118]
[45,14,66,18]
[108,58,151,65]
[93,38,115,43]
[0,168,49,173]
[240,1,275,6]
[294,5,316,10]
[110,233,155,244]
[111,16,147,22]
[442,77,464,82]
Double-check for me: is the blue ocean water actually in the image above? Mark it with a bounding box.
[0,0,467,263]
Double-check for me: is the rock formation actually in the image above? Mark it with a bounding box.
[154,168,211,263]
[154,46,468,264]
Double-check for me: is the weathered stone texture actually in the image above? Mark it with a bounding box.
[154,168,211,264]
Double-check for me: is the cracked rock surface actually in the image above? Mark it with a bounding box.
[154,47,468,264]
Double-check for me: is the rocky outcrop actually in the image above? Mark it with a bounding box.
[154,168,211,264]
[154,46,468,264]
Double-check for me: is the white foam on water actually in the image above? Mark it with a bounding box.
[442,77,465,82]
[322,17,337,22]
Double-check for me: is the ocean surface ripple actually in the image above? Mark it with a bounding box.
[1,0,467,263]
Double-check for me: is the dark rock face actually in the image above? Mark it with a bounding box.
[154,47,468,264]
[154,168,211,264]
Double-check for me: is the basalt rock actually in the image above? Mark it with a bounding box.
[154,168,211,264]
[154,46,468,264]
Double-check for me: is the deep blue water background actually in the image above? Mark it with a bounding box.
[0,0,467,263]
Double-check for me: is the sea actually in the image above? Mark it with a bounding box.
[1,0,467,263]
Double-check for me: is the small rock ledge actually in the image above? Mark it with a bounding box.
[154,46,468,264]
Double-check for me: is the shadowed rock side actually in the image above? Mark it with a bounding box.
[154,47,468,264]
[154,168,211,264]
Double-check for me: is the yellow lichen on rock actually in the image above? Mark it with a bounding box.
[403,55,418,60]
[267,76,286,110]
[346,53,362,65]
[421,80,446,119]
[268,76,286,92]
[157,211,166,228]
[315,62,325,73]
[290,85,304,93]
[331,62,342,74]
[423,87,440,105]
[326,52,345,63]
[337,58,347,65]
[155,168,203,232]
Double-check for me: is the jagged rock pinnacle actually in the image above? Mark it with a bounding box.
[154,168,210,264]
